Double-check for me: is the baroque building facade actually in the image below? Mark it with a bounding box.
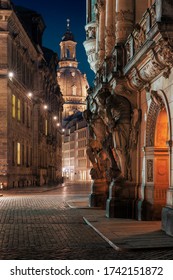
[57,21,91,181]
[0,1,63,188]
[84,0,173,236]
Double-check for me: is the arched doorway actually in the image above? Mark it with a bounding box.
[142,91,170,220]
[154,108,169,211]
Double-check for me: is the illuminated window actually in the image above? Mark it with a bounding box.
[17,99,21,121]
[26,145,29,167]
[22,144,24,165]
[45,119,48,135]
[27,106,30,127]
[72,85,77,95]
[12,94,16,118]
[17,142,21,165]
[12,141,15,165]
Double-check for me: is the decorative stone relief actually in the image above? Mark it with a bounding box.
[147,159,153,182]
[146,91,164,147]
[140,60,161,81]
[97,0,104,12]
[125,36,134,62]
[150,90,164,109]
[129,68,145,89]
[156,39,173,77]
[86,26,96,39]
[150,4,156,27]
[134,24,146,52]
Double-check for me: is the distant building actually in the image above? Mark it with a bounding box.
[62,112,91,181]
[57,20,91,182]
[0,1,63,188]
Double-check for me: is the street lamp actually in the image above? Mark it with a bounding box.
[28,92,33,98]
[8,71,14,80]
[43,104,48,110]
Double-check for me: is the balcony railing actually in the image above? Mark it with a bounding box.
[125,4,156,64]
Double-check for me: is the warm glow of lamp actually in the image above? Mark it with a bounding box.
[28,92,33,97]
[53,116,57,120]
[62,128,65,132]
[43,105,48,110]
[57,123,60,127]
[8,72,14,78]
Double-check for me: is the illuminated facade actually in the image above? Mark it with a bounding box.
[0,1,63,188]
[84,0,173,236]
[62,112,91,181]
[57,21,91,181]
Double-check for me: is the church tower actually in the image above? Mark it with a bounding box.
[57,19,88,119]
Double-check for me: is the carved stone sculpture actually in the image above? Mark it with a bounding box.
[105,93,132,180]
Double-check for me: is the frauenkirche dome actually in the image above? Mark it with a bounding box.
[57,19,89,119]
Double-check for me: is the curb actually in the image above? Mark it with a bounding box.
[83,216,122,252]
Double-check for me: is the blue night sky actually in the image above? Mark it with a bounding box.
[12,0,95,86]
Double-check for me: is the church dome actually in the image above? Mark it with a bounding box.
[57,20,89,118]
[57,66,88,104]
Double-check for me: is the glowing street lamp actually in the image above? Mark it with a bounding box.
[43,104,48,110]
[28,92,33,98]
[8,72,14,79]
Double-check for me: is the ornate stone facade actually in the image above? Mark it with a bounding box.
[84,0,173,236]
[0,1,63,188]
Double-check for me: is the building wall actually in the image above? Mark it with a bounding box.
[84,0,173,235]
[62,117,91,182]
[0,2,63,188]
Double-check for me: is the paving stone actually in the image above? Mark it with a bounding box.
[0,184,173,260]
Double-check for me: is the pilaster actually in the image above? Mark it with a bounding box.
[97,0,105,64]
[116,0,134,44]
[105,0,115,57]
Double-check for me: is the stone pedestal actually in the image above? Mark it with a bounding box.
[141,199,164,220]
[89,179,109,209]
[162,189,173,236]
[106,181,137,218]
[162,207,173,236]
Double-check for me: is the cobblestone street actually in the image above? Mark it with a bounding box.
[0,183,173,260]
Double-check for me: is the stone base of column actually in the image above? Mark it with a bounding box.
[161,207,173,237]
[141,200,163,220]
[89,179,109,209]
[106,197,135,218]
[106,181,136,218]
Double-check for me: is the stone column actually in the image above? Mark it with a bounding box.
[97,0,105,63]
[116,0,134,44]
[105,0,115,57]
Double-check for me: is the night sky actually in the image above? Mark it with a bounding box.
[12,0,95,86]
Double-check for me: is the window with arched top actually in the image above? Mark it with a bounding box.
[72,85,77,95]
